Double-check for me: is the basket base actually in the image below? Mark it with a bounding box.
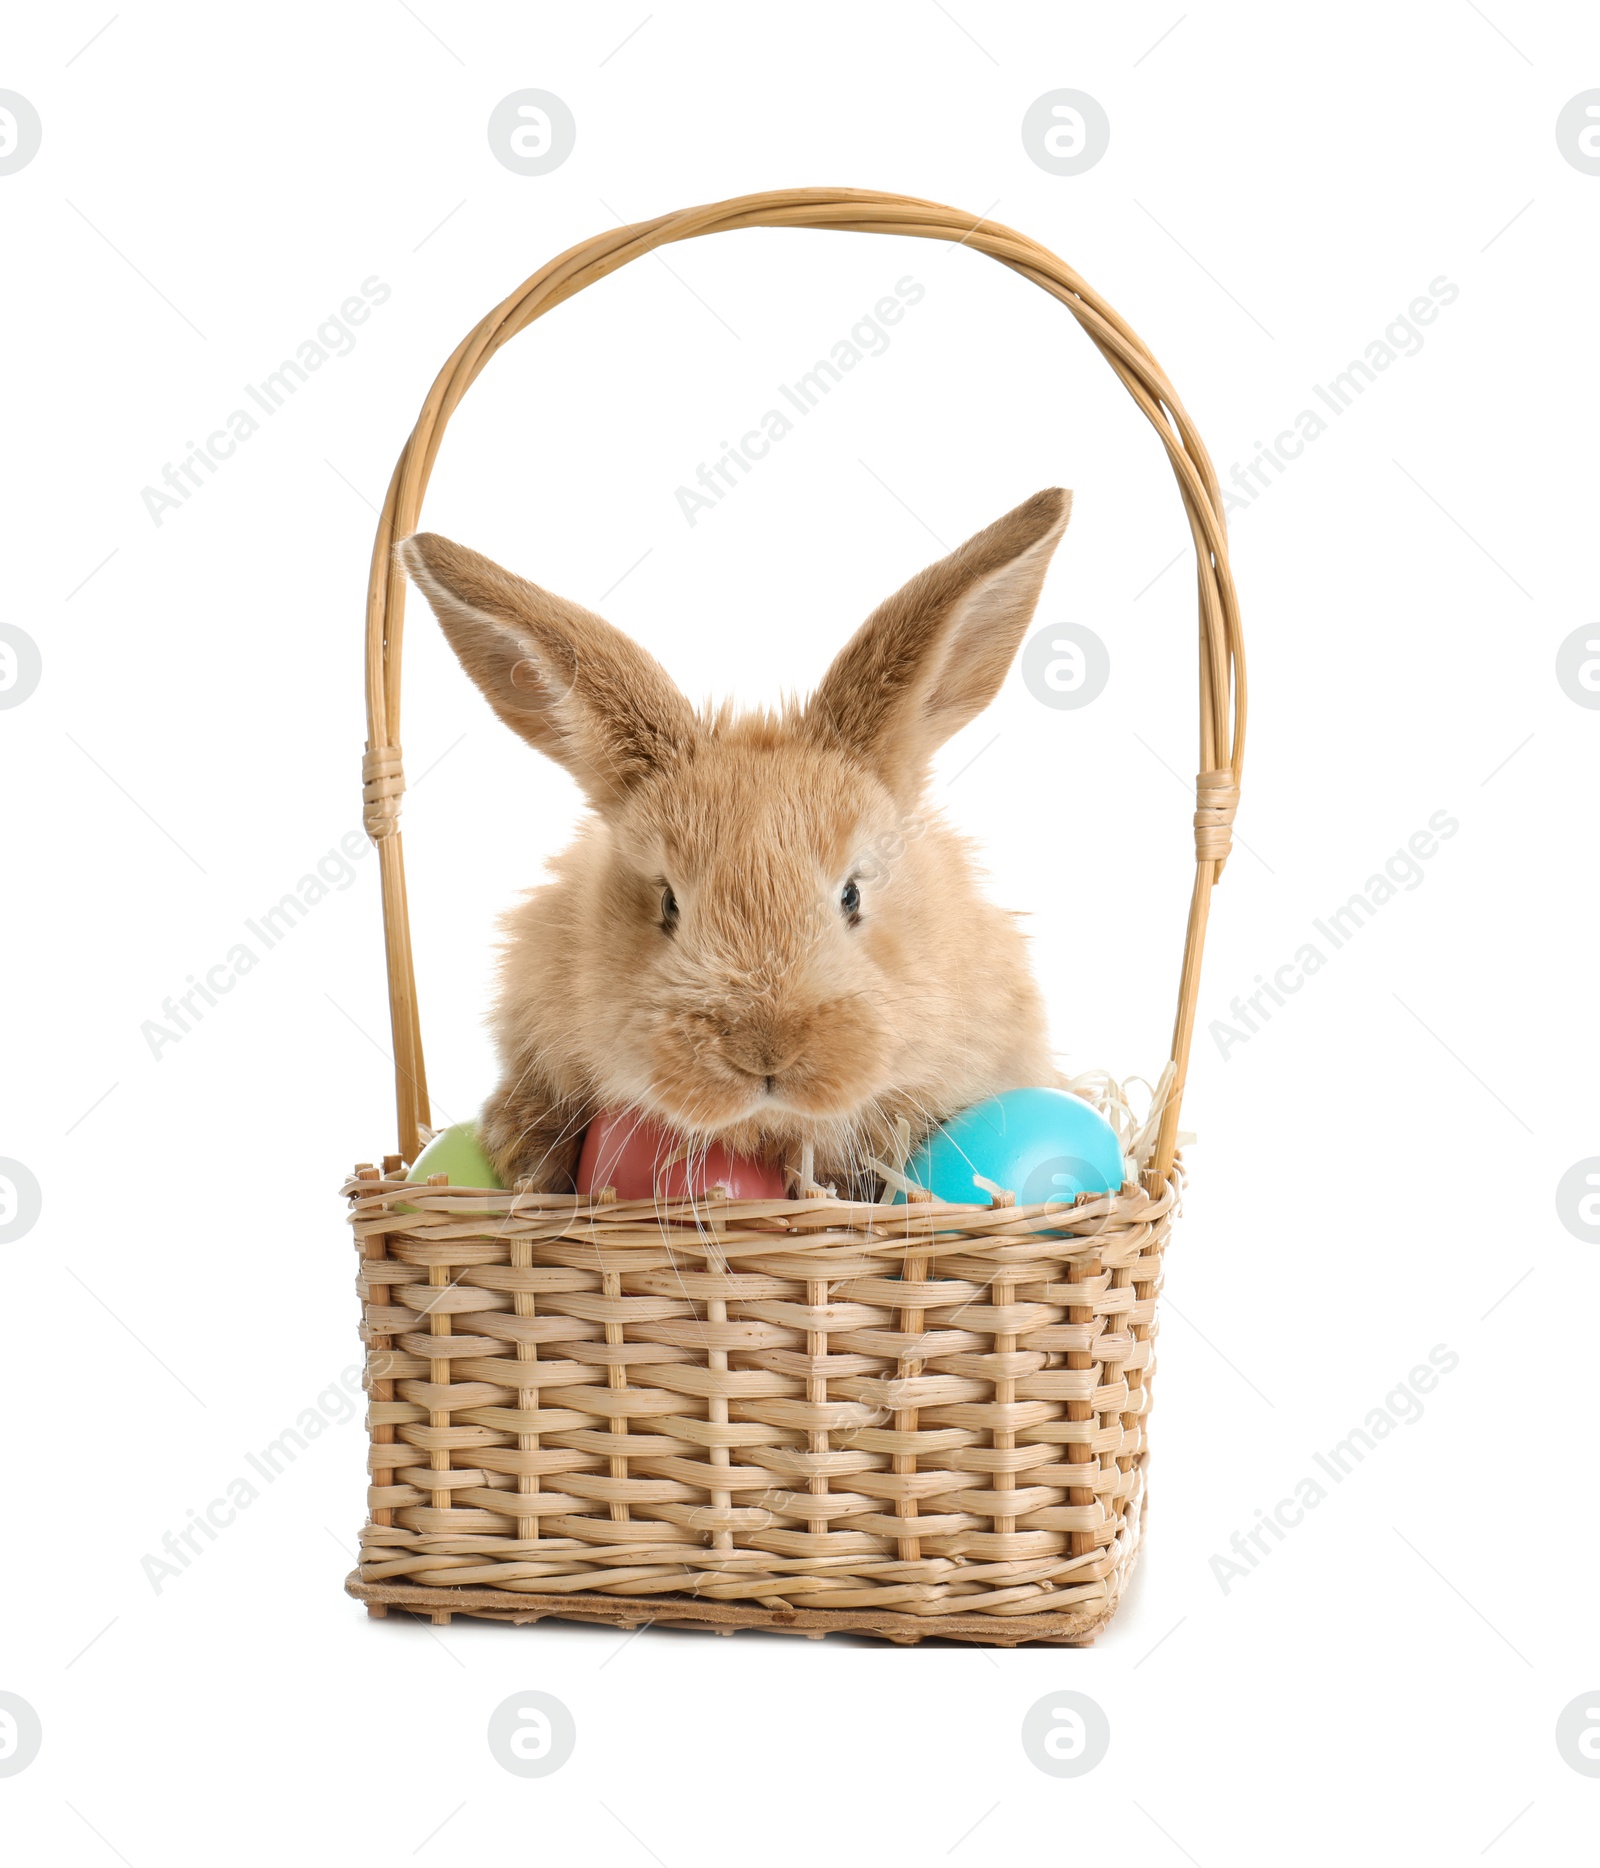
[344,1572,1116,1645]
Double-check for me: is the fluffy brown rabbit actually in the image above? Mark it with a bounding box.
[397,487,1071,1193]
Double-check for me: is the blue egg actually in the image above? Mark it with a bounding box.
[895,1087,1125,1207]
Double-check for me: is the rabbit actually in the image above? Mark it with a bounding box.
[396,486,1071,1195]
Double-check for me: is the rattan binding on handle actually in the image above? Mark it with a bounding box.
[360,186,1246,1172]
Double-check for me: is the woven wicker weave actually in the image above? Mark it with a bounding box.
[344,188,1244,1645]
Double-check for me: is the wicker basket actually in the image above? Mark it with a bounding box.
[344,188,1245,1647]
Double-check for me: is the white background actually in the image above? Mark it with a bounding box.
[2,2,1596,1861]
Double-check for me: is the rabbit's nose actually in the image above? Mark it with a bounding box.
[721,1021,803,1081]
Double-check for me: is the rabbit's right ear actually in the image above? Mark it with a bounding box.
[397,533,695,804]
[804,488,1071,795]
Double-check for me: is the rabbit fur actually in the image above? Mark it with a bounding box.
[397,486,1071,1193]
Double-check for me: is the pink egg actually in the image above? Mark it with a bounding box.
[574,1108,789,1201]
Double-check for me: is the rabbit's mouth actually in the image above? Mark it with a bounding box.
[641,1000,894,1137]
[724,1066,848,1122]
[651,1060,876,1131]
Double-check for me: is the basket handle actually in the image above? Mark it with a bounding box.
[361,187,1245,1175]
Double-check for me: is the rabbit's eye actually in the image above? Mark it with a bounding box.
[660,886,679,932]
[840,879,861,923]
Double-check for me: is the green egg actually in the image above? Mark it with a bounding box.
[405,1122,503,1189]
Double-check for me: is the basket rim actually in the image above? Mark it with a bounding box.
[345,1158,1180,1266]
[345,1165,1175,1210]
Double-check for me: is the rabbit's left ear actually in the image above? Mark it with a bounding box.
[804,487,1071,793]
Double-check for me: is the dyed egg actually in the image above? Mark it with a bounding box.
[575,1107,788,1201]
[898,1087,1125,1206]
[405,1122,503,1189]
